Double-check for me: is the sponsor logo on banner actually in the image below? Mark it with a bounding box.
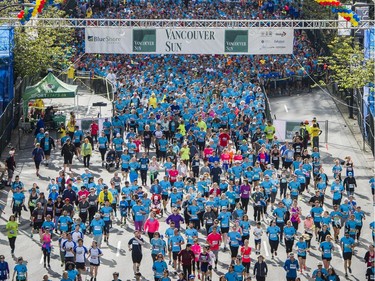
[87,35,121,44]
[224,30,248,53]
[133,29,156,52]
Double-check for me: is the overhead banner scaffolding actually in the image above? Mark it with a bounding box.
[85,27,294,55]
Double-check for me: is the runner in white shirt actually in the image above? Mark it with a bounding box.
[87,241,103,281]
[74,238,88,278]
[62,233,77,270]
[58,232,68,267]
[71,225,84,243]
[253,222,264,255]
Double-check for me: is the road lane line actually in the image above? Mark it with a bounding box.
[284,105,288,113]
[263,241,270,257]
[116,241,121,257]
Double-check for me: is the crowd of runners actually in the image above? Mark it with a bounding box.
[0,1,373,281]
[2,84,375,281]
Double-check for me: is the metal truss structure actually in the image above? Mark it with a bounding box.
[0,17,373,29]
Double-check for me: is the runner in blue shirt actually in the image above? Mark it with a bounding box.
[228,225,242,263]
[353,206,365,240]
[272,202,287,241]
[296,236,308,272]
[319,235,334,270]
[370,221,375,243]
[233,257,245,281]
[311,201,324,238]
[288,176,300,201]
[330,205,342,243]
[312,262,328,280]
[73,126,83,159]
[330,178,344,206]
[217,206,231,251]
[169,228,185,270]
[340,232,355,277]
[345,214,358,240]
[100,200,113,244]
[152,254,168,280]
[113,133,124,168]
[283,253,299,280]
[266,220,280,259]
[224,265,238,281]
[283,221,296,254]
[12,257,27,281]
[90,214,105,246]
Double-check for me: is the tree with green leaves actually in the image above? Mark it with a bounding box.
[323,36,374,89]
[321,36,375,117]
[12,6,74,78]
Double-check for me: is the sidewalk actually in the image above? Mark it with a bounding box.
[332,91,375,171]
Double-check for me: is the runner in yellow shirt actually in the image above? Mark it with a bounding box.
[264,120,276,143]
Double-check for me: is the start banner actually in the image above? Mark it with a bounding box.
[85,27,294,55]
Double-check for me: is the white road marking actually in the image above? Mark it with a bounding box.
[263,241,270,257]
[116,241,121,257]
[40,255,43,264]
[284,105,289,112]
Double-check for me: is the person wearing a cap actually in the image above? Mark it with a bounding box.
[62,196,75,218]
[312,262,328,280]
[283,253,299,281]
[40,131,55,167]
[12,257,27,281]
[77,194,90,224]
[253,254,268,280]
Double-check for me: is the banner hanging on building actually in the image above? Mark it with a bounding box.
[85,27,294,55]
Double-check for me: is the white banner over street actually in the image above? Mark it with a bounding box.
[85,27,294,55]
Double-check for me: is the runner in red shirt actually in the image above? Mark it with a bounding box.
[90,120,99,143]
[168,165,179,185]
[219,129,230,148]
[207,226,221,270]
[240,239,252,279]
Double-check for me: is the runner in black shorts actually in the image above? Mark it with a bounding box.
[128,230,145,276]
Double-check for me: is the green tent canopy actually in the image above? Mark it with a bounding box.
[23,72,78,115]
